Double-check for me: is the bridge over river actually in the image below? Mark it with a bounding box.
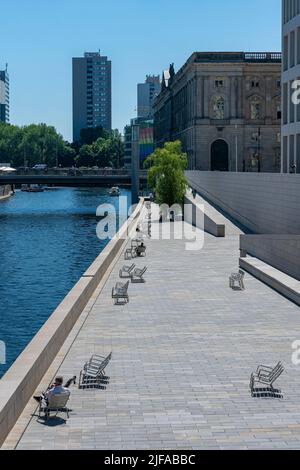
[0,173,147,188]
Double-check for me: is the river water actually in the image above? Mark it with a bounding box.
[0,187,131,378]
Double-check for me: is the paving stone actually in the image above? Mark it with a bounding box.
[5,213,300,450]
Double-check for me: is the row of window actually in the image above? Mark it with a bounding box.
[282,80,300,124]
[283,28,300,70]
[214,78,280,89]
[282,133,300,172]
[283,0,300,24]
[211,95,280,120]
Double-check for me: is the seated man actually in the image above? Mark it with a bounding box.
[34,376,73,404]
[136,242,146,257]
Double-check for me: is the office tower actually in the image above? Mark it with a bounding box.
[0,67,9,123]
[72,51,111,142]
[137,75,160,119]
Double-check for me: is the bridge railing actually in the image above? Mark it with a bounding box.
[15,168,131,177]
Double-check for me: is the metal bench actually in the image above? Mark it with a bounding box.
[124,247,137,260]
[79,352,112,389]
[38,393,71,420]
[119,263,135,278]
[131,266,147,283]
[229,270,245,290]
[112,281,129,305]
[250,361,284,396]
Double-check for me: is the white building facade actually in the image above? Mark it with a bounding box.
[282,0,300,172]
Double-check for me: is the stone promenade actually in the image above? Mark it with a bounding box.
[4,206,300,450]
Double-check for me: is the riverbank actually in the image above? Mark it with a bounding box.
[0,197,143,446]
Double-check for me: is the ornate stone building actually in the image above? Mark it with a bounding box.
[154,52,282,172]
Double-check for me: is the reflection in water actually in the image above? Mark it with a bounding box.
[0,187,131,377]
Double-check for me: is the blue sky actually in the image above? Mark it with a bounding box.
[0,0,281,142]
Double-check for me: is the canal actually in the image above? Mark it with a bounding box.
[0,187,131,378]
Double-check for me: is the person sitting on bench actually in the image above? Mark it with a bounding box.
[33,376,75,404]
[136,242,146,257]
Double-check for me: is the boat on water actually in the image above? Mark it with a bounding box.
[109,186,120,197]
[21,184,45,193]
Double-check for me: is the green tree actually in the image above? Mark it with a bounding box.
[76,144,95,167]
[0,122,75,168]
[79,126,109,145]
[75,130,124,169]
[93,138,112,167]
[59,143,76,167]
[108,129,124,168]
[144,140,188,206]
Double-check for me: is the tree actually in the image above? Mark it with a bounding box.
[75,130,125,168]
[0,122,75,168]
[109,129,124,168]
[76,144,95,167]
[144,140,188,206]
[79,126,109,146]
[59,143,76,167]
[93,138,112,167]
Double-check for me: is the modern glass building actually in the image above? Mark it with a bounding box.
[72,52,112,143]
[282,0,300,172]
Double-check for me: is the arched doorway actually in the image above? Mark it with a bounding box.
[211,139,229,171]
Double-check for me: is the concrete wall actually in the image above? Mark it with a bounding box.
[184,192,225,237]
[187,171,300,234]
[240,234,300,281]
[0,199,143,446]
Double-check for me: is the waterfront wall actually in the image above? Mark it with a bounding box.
[240,234,300,281]
[0,185,12,201]
[0,199,144,446]
[186,171,300,235]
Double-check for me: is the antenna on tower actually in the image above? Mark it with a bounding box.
[5,63,8,72]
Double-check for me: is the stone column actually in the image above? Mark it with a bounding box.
[203,77,209,118]
[230,77,237,118]
[237,77,243,118]
[196,76,203,119]
[193,77,197,122]
[265,76,272,120]
[187,81,191,126]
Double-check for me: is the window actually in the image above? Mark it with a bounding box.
[283,82,288,124]
[290,30,295,68]
[284,35,289,71]
[290,80,295,123]
[251,80,260,88]
[215,79,224,88]
[212,96,225,119]
[283,136,288,173]
[297,27,300,64]
[250,97,261,120]
[277,102,282,120]
[290,135,295,168]
[277,79,281,89]
[297,79,300,121]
